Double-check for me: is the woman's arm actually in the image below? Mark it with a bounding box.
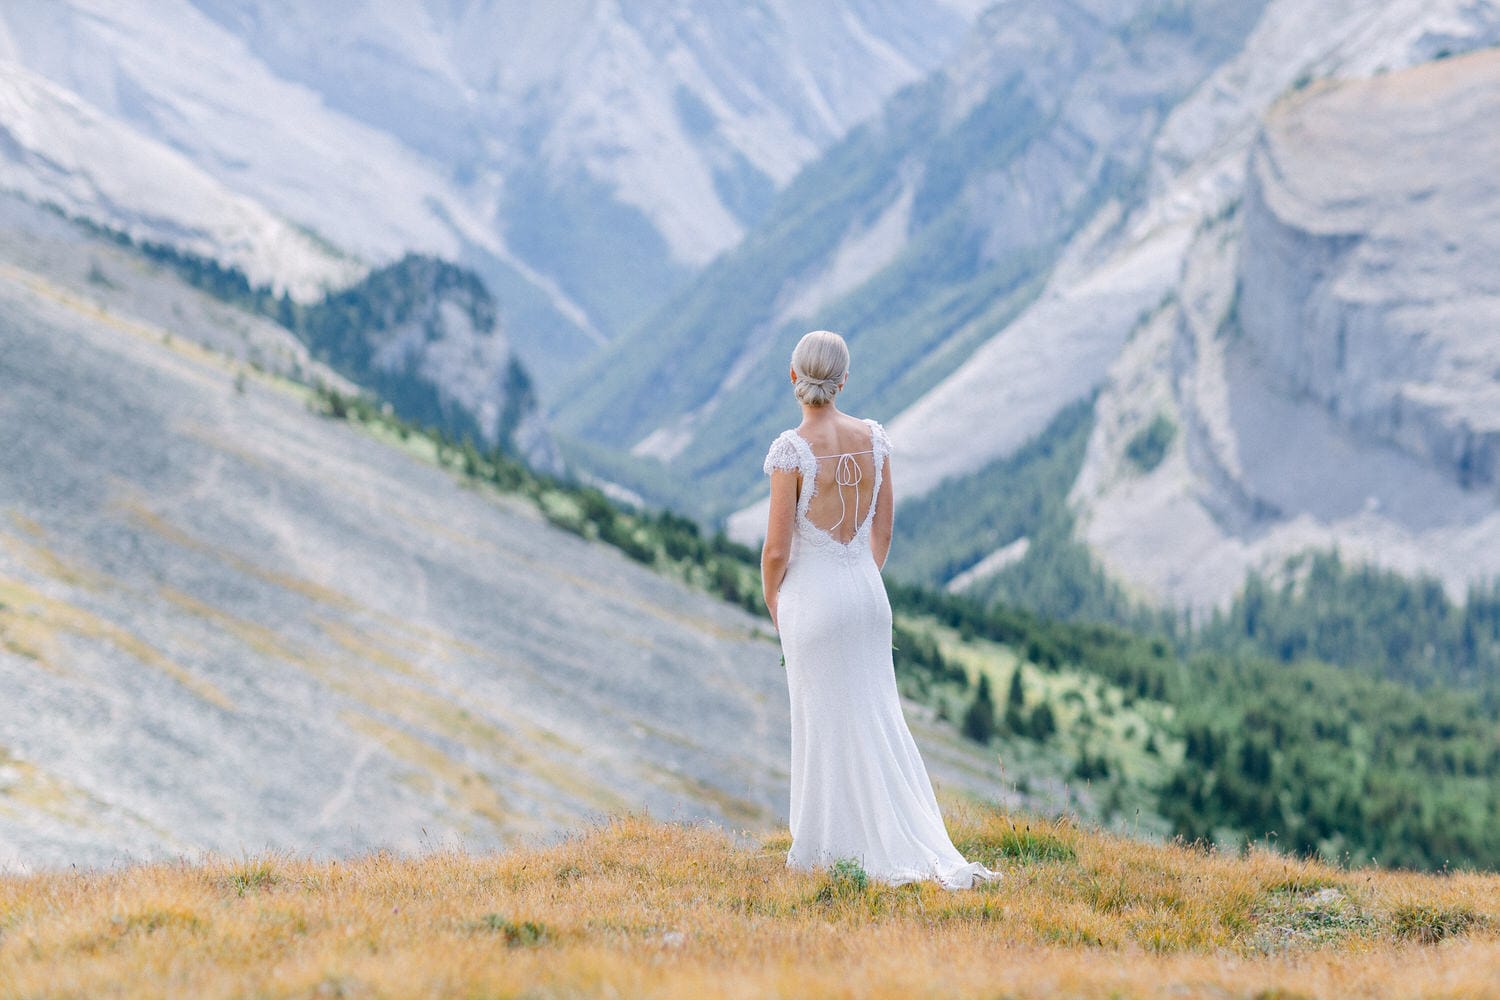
[871,455,894,570]
[761,470,798,628]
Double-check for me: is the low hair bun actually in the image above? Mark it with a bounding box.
[791,331,850,408]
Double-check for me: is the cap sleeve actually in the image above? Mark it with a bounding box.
[866,419,892,461]
[763,431,801,475]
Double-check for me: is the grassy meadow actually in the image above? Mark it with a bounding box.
[3,803,1497,999]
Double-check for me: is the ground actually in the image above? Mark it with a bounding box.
[2,801,1497,999]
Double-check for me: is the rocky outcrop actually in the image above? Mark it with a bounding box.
[1238,49,1500,494]
[894,0,1500,508]
[1070,49,1500,610]
[300,254,553,465]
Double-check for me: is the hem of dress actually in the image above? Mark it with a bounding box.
[787,852,1000,891]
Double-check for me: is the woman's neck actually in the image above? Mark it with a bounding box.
[799,402,841,424]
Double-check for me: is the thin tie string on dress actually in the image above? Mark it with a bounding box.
[818,449,871,539]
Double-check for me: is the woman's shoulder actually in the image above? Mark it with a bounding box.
[851,415,892,453]
[763,428,806,475]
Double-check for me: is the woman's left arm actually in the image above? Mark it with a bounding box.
[872,455,894,570]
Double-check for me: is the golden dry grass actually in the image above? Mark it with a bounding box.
[2,803,1498,999]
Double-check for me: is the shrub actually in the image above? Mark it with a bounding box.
[815,858,870,902]
[1028,701,1057,740]
[1125,414,1176,473]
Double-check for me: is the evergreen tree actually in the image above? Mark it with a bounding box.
[1003,667,1027,734]
[1027,701,1056,740]
[961,675,997,744]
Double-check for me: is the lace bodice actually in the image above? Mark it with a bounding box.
[764,419,891,552]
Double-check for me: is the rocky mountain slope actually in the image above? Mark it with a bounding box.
[0,58,359,301]
[563,0,1500,614]
[558,0,1271,507]
[0,0,984,384]
[1073,46,1500,610]
[0,201,1010,870]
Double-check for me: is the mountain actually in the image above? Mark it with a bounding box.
[556,0,1270,515]
[8,1,1496,617]
[0,196,1009,868]
[1072,45,1500,610]
[0,0,986,386]
[0,57,359,301]
[551,0,1500,616]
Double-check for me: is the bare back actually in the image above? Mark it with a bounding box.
[796,414,882,545]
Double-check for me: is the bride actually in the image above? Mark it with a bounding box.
[760,330,998,889]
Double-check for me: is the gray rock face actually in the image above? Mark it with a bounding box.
[1071,48,1500,611]
[1239,50,1500,493]
[941,0,1266,277]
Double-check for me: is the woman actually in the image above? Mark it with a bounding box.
[761,330,998,889]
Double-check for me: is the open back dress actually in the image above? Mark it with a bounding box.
[763,418,997,889]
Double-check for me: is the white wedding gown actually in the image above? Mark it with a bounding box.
[764,418,998,889]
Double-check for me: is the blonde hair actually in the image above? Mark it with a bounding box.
[791,330,849,407]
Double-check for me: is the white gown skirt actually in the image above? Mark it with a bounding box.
[777,533,997,889]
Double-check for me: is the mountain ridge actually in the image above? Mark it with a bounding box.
[0,0,987,385]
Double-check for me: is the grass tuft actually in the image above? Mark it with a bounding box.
[813,858,870,903]
[463,913,551,946]
[217,859,279,897]
[1264,871,1341,896]
[1391,902,1486,944]
[954,816,1077,865]
[1248,886,1374,954]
